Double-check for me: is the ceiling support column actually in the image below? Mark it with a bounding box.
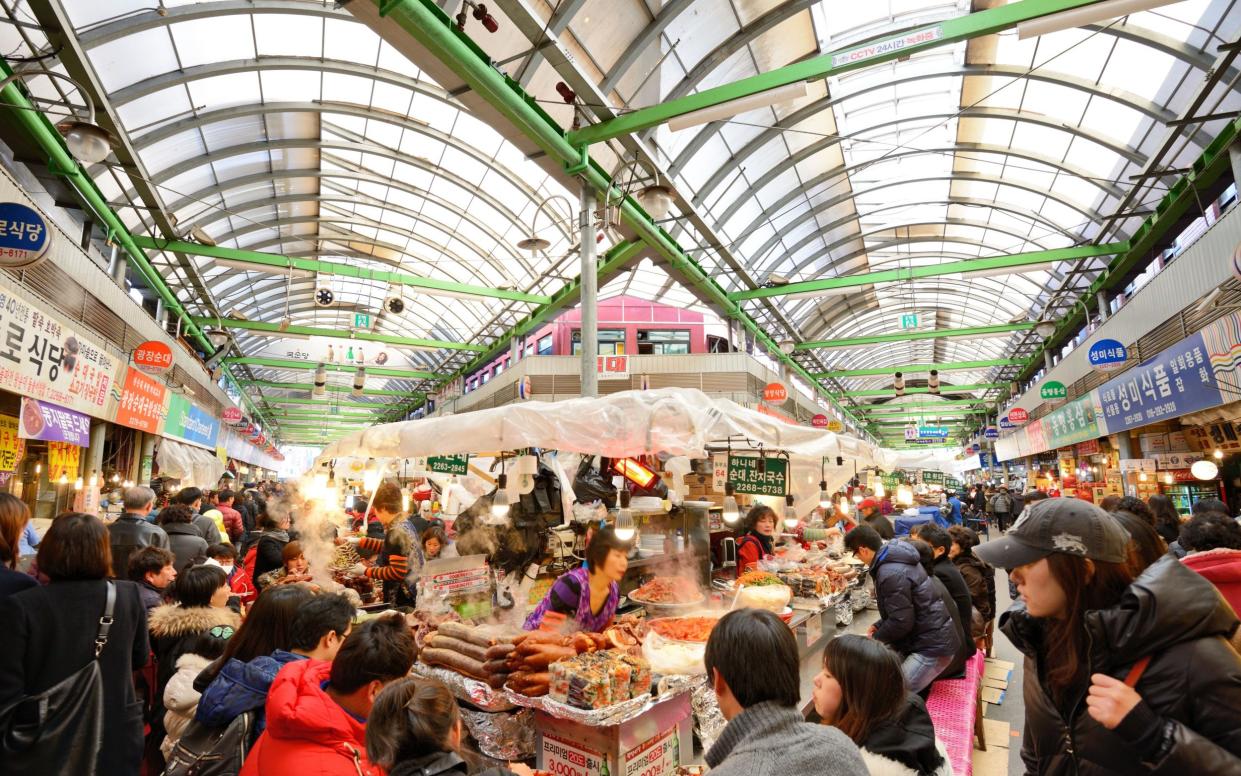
[579,179,598,398]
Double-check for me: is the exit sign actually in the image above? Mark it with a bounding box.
[900,314,918,329]
[354,313,371,329]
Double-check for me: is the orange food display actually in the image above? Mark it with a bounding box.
[648,616,718,642]
[630,577,702,604]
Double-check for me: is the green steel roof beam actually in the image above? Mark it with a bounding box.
[223,356,436,381]
[190,316,485,353]
[262,410,387,420]
[854,400,989,411]
[815,359,1026,378]
[240,379,422,398]
[730,244,1125,302]
[565,0,1113,146]
[843,383,1004,398]
[366,0,868,436]
[132,235,551,305]
[800,323,1035,350]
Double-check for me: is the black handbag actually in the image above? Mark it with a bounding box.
[0,580,115,776]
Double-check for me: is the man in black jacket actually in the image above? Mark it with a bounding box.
[913,525,975,675]
[845,525,960,692]
[108,485,169,578]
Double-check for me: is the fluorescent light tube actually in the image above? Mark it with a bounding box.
[209,257,315,277]
[1018,0,1180,39]
[957,261,1057,280]
[667,81,809,132]
[784,283,870,301]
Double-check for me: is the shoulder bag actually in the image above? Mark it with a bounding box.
[0,580,115,776]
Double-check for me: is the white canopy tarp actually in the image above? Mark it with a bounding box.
[156,438,226,489]
[314,388,883,466]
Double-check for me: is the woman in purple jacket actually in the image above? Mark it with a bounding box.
[524,527,630,632]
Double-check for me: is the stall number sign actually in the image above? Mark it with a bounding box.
[427,454,469,475]
[624,725,680,776]
[727,455,787,497]
[543,732,605,776]
[711,454,727,492]
[1041,381,1067,400]
[0,202,49,268]
[598,355,629,379]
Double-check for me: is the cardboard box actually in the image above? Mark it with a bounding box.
[535,691,693,776]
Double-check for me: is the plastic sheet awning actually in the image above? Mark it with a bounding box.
[156,438,227,490]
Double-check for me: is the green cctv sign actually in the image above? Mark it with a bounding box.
[1040,380,1067,400]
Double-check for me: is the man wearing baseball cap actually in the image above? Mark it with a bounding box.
[858,498,894,540]
[976,498,1241,774]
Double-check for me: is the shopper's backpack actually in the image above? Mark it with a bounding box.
[161,710,254,776]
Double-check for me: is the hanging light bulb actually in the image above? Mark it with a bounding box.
[818,480,831,509]
[874,479,886,498]
[402,489,411,513]
[491,473,511,522]
[110,473,120,483]
[1139,471,1148,482]
[35,462,41,474]
[73,476,83,491]
[614,489,635,541]
[896,485,914,506]
[838,495,851,516]
[362,459,380,492]
[1214,448,1224,460]
[88,471,97,488]
[722,481,740,525]
[58,472,67,485]
[852,492,863,504]
[783,494,799,530]
[1163,472,1174,485]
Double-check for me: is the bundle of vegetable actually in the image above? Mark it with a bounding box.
[420,622,525,689]
[735,570,783,586]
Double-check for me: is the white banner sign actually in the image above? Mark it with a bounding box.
[255,336,395,367]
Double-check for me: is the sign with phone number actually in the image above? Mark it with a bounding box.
[726,455,787,497]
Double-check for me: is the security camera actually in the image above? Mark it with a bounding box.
[384,295,405,315]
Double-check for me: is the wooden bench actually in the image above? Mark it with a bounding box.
[925,650,987,776]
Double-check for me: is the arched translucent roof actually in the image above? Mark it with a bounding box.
[1,0,1237,442]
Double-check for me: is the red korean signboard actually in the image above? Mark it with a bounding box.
[115,367,166,433]
[763,382,788,403]
[221,406,243,425]
[811,413,829,428]
[1008,407,1029,424]
[133,340,173,375]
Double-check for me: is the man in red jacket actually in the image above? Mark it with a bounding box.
[216,489,246,543]
[240,615,417,776]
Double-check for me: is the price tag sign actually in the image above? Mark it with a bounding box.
[623,725,680,776]
[804,612,823,645]
[543,732,606,776]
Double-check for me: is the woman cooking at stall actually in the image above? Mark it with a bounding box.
[524,526,630,632]
[736,504,778,575]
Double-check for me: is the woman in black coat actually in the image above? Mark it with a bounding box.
[252,511,291,589]
[0,513,149,775]
[980,499,1241,775]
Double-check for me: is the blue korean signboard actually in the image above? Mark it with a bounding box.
[0,202,50,269]
[1088,338,1129,372]
[984,427,999,439]
[905,425,950,440]
[1097,330,1224,433]
[999,416,1014,429]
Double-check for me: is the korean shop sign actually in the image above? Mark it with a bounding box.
[164,393,220,449]
[0,275,122,420]
[19,397,90,446]
[0,413,22,472]
[1040,381,1067,401]
[922,471,944,485]
[132,340,173,375]
[1097,328,1224,433]
[428,454,469,475]
[1087,338,1129,372]
[1040,393,1102,450]
[115,367,167,434]
[726,455,787,497]
[0,202,50,269]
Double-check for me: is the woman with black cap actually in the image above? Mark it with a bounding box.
[977,498,1241,774]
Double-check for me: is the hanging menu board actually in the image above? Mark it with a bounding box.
[726,455,787,497]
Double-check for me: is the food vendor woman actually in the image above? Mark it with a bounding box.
[736,504,777,575]
[344,481,424,606]
[524,526,630,631]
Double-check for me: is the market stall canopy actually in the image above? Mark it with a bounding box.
[156,438,226,490]
[313,387,879,466]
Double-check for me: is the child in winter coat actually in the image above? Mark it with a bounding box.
[161,628,234,758]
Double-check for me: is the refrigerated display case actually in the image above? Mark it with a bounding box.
[1161,482,1222,514]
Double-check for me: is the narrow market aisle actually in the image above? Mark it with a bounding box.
[976,557,1027,776]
